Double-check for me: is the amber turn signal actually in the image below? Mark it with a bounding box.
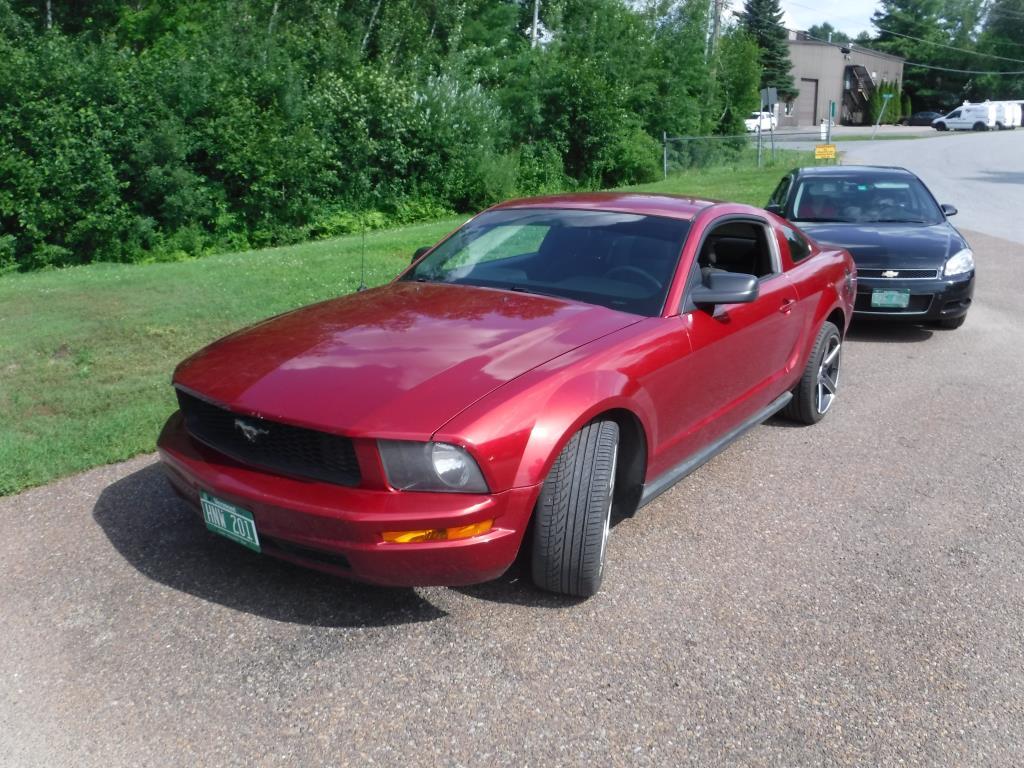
[382,519,493,544]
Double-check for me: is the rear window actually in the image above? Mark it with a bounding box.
[403,208,691,316]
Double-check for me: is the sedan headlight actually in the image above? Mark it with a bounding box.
[378,440,489,493]
[944,248,974,277]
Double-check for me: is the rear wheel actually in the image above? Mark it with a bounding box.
[783,321,842,425]
[973,122,988,131]
[531,420,619,597]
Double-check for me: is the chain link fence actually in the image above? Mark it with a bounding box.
[660,130,839,178]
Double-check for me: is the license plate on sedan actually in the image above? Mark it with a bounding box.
[200,491,261,552]
[871,289,911,308]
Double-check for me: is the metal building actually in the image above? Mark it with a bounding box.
[780,32,905,127]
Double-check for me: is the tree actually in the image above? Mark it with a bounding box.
[806,22,850,43]
[978,0,1024,98]
[741,0,797,99]
[871,0,985,109]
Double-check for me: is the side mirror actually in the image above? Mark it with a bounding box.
[940,203,958,217]
[765,203,782,215]
[690,272,759,310]
[412,246,431,264]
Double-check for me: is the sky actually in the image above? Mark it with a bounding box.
[777,0,881,37]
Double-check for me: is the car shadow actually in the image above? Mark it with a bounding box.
[92,464,446,628]
[966,170,1024,186]
[846,318,935,343]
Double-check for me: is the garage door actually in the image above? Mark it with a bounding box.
[796,78,819,126]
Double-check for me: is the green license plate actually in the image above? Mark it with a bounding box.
[200,491,261,552]
[871,289,911,308]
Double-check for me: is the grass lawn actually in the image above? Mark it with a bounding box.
[0,157,810,495]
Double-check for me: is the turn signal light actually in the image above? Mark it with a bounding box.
[382,519,493,544]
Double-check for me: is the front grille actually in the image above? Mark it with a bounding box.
[176,389,361,487]
[855,292,933,314]
[858,268,940,279]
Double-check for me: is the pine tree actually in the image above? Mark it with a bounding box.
[741,0,797,99]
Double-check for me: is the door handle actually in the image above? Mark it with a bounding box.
[779,298,796,314]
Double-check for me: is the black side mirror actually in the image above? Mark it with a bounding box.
[940,203,958,217]
[412,246,431,264]
[690,272,759,310]
[765,203,782,215]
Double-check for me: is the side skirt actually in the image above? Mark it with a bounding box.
[637,391,793,509]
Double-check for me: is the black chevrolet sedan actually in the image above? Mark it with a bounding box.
[767,166,974,328]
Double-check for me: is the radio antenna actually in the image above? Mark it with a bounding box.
[357,227,367,292]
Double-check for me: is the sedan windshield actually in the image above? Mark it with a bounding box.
[787,176,944,225]
[403,208,690,316]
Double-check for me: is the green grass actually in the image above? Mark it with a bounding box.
[0,158,811,495]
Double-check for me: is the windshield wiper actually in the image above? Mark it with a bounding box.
[870,218,928,224]
[795,217,848,223]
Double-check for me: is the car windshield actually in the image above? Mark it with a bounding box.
[402,208,690,316]
[787,176,944,225]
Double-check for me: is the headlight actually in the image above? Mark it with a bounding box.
[944,248,974,277]
[378,440,489,493]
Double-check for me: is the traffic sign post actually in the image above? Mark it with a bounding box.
[872,93,894,139]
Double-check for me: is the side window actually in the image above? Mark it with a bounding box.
[696,220,777,281]
[949,110,961,119]
[769,176,791,209]
[782,225,811,263]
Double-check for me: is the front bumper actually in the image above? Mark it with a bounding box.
[853,273,974,321]
[156,412,540,587]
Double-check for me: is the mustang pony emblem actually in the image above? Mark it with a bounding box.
[881,270,900,278]
[234,418,269,443]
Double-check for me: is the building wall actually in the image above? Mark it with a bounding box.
[780,39,905,127]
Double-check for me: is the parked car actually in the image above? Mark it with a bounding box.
[159,193,855,597]
[745,111,777,132]
[767,166,973,328]
[900,111,942,126]
[932,103,998,131]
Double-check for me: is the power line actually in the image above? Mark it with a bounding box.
[740,5,1024,77]
[902,60,1024,75]
[873,26,1024,65]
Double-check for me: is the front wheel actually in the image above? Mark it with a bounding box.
[935,315,967,330]
[783,321,842,425]
[531,420,619,597]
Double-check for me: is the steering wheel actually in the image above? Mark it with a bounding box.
[605,265,661,292]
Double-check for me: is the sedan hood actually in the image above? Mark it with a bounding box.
[174,282,639,438]
[797,221,966,270]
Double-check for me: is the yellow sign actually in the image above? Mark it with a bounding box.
[815,144,837,160]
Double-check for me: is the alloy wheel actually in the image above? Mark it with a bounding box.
[816,336,841,414]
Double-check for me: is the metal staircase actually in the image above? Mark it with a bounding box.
[843,65,874,125]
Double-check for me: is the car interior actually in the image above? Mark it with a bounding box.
[413,213,692,315]
[696,221,775,282]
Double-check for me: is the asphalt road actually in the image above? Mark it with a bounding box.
[842,129,1024,245]
[2,139,1024,767]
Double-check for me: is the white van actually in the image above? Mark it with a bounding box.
[995,101,1021,129]
[933,103,998,131]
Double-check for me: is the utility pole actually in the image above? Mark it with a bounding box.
[710,0,723,54]
[531,0,540,49]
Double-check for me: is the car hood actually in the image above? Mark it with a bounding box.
[796,221,966,269]
[174,281,640,438]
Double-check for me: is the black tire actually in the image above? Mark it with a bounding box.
[934,122,947,131]
[531,420,619,597]
[783,321,842,425]
[936,314,966,329]
[973,122,987,131]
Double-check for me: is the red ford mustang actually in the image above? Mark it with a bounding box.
[158,193,856,597]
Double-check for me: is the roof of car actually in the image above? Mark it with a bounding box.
[488,192,721,221]
[793,165,917,179]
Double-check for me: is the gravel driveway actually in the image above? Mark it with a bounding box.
[2,135,1023,767]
